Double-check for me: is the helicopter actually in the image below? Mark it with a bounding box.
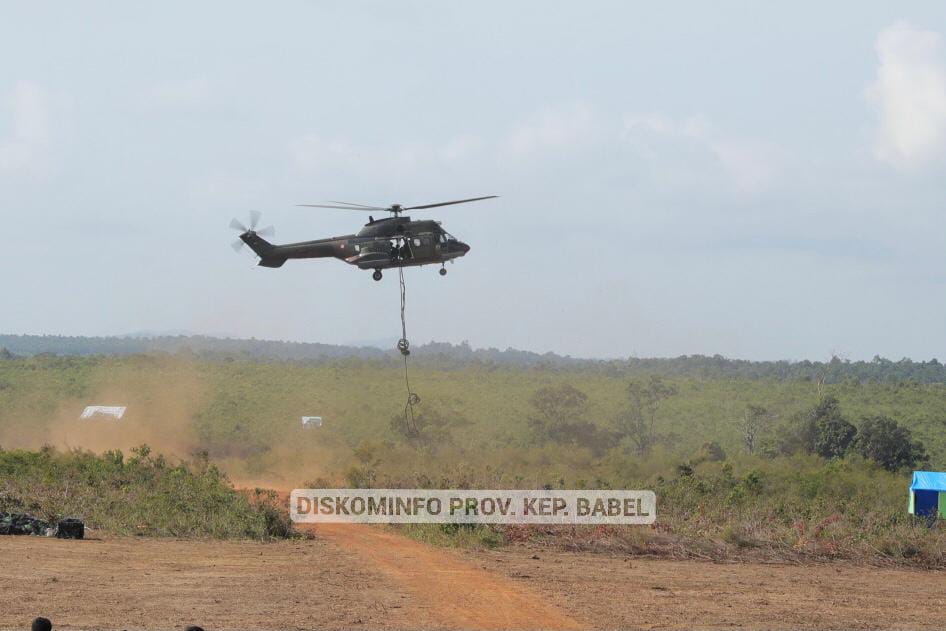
[229,196,496,281]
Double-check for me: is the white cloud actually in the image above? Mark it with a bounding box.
[867,21,946,169]
[623,113,708,139]
[438,135,483,163]
[289,132,488,182]
[288,106,779,199]
[0,82,51,172]
[711,138,781,194]
[503,103,599,160]
[290,134,433,178]
[188,170,269,207]
[290,134,361,172]
[621,113,782,194]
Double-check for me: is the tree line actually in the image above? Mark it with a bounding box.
[3,334,946,383]
[524,378,928,473]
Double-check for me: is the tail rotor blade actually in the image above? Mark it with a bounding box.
[231,239,245,252]
[230,218,248,232]
[249,210,262,230]
[256,225,275,238]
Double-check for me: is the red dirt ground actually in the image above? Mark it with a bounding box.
[3,528,946,630]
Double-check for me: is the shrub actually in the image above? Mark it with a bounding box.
[853,415,928,472]
[0,445,293,539]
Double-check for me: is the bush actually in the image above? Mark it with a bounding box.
[528,384,611,454]
[814,416,857,459]
[0,445,293,539]
[853,415,928,472]
[799,396,858,459]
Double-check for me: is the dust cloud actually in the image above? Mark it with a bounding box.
[0,357,338,489]
[0,358,203,460]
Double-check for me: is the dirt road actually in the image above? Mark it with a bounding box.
[2,532,946,630]
[312,523,582,630]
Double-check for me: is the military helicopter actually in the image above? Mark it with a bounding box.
[229,196,495,280]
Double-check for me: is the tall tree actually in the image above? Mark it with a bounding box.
[740,404,773,455]
[615,375,678,456]
[799,395,856,458]
[814,415,858,459]
[528,384,608,453]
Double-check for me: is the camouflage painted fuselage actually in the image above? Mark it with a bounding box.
[239,216,470,270]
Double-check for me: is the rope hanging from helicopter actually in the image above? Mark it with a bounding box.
[230,196,500,437]
[396,243,420,434]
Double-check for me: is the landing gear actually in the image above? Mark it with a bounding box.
[439,266,447,276]
[372,270,383,281]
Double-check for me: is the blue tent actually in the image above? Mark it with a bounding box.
[908,471,946,518]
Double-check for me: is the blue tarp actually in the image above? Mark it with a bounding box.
[914,490,939,517]
[909,471,946,519]
[910,471,946,491]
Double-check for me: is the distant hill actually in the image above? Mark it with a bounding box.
[1,333,945,383]
[0,333,390,361]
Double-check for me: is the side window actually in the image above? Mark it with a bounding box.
[354,244,360,252]
[413,238,421,247]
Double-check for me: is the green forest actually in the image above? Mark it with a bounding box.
[3,333,946,382]
[1,352,944,477]
[1,350,944,564]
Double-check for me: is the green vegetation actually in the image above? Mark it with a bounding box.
[395,456,945,567]
[0,445,292,539]
[3,353,944,471]
[1,351,944,561]
[4,333,946,382]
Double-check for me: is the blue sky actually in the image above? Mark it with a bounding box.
[2,2,946,360]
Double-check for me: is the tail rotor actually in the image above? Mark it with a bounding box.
[229,212,275,255]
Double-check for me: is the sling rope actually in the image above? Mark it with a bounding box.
[397,264,420,433]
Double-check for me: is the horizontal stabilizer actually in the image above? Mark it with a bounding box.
[258,257,286,268]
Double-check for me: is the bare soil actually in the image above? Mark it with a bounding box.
[1,528,945,630]
[467,544,946,630]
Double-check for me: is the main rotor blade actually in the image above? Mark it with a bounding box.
[327,200,388,210]
[249,210,262,230]
[403,195,498,210]
[229,218,248,232]
[298,204,385,211]
[231,239,245,252]
[256,225,275,238]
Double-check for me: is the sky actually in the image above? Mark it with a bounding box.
[2,1,946,361]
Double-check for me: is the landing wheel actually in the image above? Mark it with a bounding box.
[372,270,382,281]
[439,266,447,276]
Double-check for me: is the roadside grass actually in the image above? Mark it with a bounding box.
[0,445,294,539]
[367,456,946,568]
[395,523,505,549]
